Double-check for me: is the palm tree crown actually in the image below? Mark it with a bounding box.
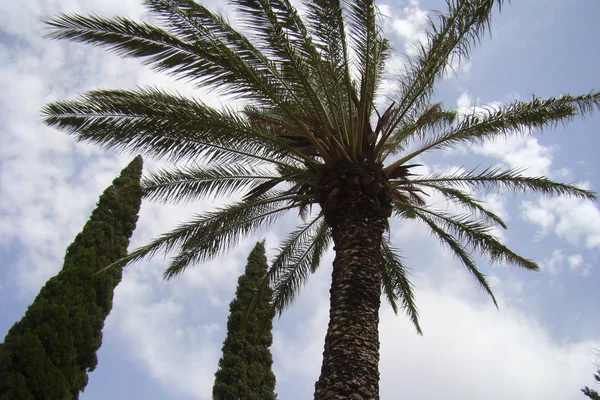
[42,0,599,398]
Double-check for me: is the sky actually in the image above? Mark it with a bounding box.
[1,0,599,399]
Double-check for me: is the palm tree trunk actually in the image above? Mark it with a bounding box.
[314,188,387,400]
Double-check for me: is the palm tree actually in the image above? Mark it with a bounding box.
[42,0,599,398]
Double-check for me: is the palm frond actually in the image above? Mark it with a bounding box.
[346,0,390,159]
[231,0,356,151]
[280,0,359,151]
[107,194,294,277]
[379,0,504,149]
[305,0,355,147]
[163,197,298,278]
[409,166,597,200]
[379,240,422,334]
[141,0,341,160]
[145,0,322,118]
[416,183,507,228]
[268,215,330,314]
[142,163,296,204]
[305,0,348,76]
[230,0,338,138]
[41,87,309,166]
[414,211,498,307]
[45,10,330,161]
[387,92,600,169]
[381,103,457,158]
[45,13,266,97]
[412,206,538,271]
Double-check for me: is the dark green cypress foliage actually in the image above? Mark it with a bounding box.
[0,156,143,400]
[213,241,277,400]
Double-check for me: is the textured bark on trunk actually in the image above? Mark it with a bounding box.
[314,183,388,400]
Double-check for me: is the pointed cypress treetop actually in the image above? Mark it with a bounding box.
[213,241,277,400]
[0,156,143,400]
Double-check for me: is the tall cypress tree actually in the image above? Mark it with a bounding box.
[0,156,143,400]
[213,241,277,400]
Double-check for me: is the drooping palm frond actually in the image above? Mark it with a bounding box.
[268,215,330,314]
[416,183,507,229]
[409,166,597,200]
[379,240,421,334]
[113,193,295,278]
[411,206,538,270]
[415,211,499,308]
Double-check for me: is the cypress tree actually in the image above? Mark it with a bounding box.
[213,241,277,400]
[0,156,143,400]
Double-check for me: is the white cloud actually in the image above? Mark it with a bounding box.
[455,91,556,177]
[537,249,591,277]
[473,135,555,177]
[107,269,223,399]
[378,1,473,77]
[521,200,555,235]
[568,254,583,269]
[567,254,591,276]
[457,91,473,112]
[375,0,429,103]
[539,249,565,275]
[390,8,428,56]
[379,290,598,400]
[521,196,600,250]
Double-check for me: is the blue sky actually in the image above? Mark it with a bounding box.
[1,0,599,399]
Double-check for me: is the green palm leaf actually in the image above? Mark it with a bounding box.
[412,206,537,271]
[268,215,330,314]
[42,87,308,166]
[416,184,507,229]
[379,0,505,151]
[46,12,285,101]
[113,194,295,277]
[231,0,337,136]
[346,0,390,158]
[146,0,323,120]
[305,0,355,146]
[379,240,421,334]
[388,92,600,169]
[415,211,499,308]
[142,164,294,204]
[382,103,457,158]
[410,166,597,200]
